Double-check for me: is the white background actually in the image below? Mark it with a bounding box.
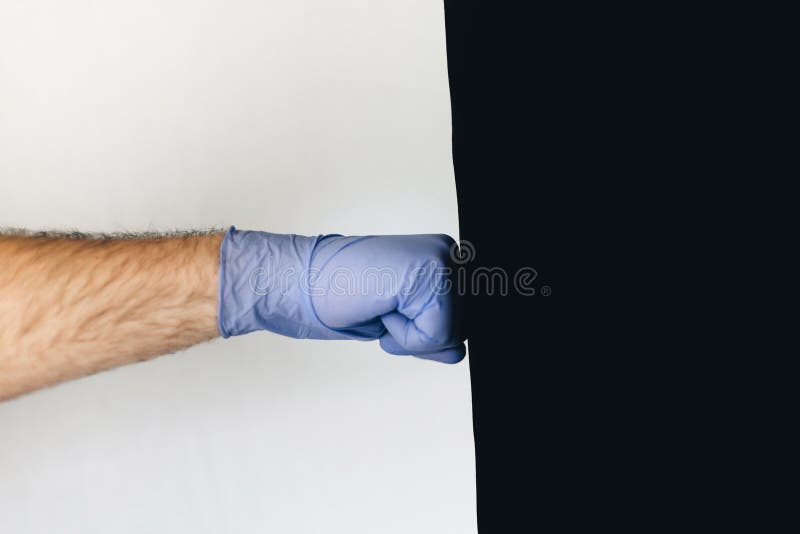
[0,1,475,532]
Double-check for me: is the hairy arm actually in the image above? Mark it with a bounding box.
[0,231,223,400]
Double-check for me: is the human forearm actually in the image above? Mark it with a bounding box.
[0,226,465,401]
[0,232,222,400]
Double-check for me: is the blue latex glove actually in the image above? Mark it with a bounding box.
[218,226,466,363]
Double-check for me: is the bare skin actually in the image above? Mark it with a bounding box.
[0,231,223,401]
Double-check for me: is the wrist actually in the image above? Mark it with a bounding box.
[218,227,346,340]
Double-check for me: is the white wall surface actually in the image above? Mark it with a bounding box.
[0,1,476,532]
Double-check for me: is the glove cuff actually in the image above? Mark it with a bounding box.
[217,226,350,340]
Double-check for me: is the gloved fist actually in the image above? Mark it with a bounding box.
[218,227,466,363]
